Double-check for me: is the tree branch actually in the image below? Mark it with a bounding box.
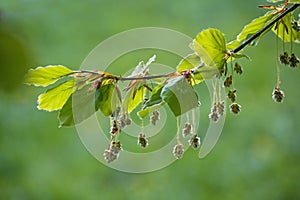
[232,3,299,54]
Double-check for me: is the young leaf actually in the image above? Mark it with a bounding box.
[138,84,164,118]
[138,102,165,119]
[176,53,202,72]
[37,79,75,111]
[190,28,227,69]
[59,83,118,127]
[58,86,98,127]
[25,65,73,87]
[161,77,198,117]
[236,11,277,46]
[226,40,241,51]
[95,84,119,117]
[123,86,146,113]
[272,13,300,43]
[128,55,156,78]
[289,0,300,3]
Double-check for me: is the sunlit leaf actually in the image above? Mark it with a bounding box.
[272,13,300,43]
[138,102,165,119]
[95,84,119,117]
[161,77,198,117]
[58,83,118,127]
[177,54,202,72]
[138,84,164,118]
[231,53,251,60]
[58,87,96,127]
[226,40,241,51]
[123,86,146,113]
[236,11,277,47]
[289,0,300,3]
[267,0,284,2]
[190,28,227,69]
[25,65,73,87]
[176,53,222,85]
[37,79,75,111]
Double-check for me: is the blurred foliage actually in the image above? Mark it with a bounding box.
[0,0,300,199]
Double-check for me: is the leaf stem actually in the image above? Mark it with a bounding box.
[232,3,299,54]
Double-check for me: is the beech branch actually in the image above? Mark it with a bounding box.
[232,3,299,54]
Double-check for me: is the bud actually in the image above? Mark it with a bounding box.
[173,144,184,159]
[272,87,285,103]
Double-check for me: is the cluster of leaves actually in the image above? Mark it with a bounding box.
[25,0,299,162]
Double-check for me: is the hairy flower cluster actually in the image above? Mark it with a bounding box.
[289,53,299,68]
[234,62,243,75]
[224,75,233,87]
[272,87,285,103]
[230,103,241,114]
[150,110,160,125]
[182,122,193,138]
[103,141,122,163]
[138,133,148,148]
[280,52,299,68]
[227,90,237,102]
[189,134,201,149]
[118,114,132,128]
[173,143,184,159]
[110,119,119,135]
[209,101,225,122]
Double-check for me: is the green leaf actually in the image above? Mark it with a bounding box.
[267,0,284,2]
[37,79,75,111]
[138,84,164,118]
[289,0,300,3]
[176,53,221,85]
[123,86,146,113]
[161,77,198,117]
[190,28,227,69]
[59,83,118,127]
[143,84,164,109]
[231,53,251,60]
[95,84,119,117]
[235,11,277,46]
[138,102,165,119]
[59,90,97,127]
[272,13,300,43]
[226,40,241,51]
[176,53,202,72]
[24,65,73,87]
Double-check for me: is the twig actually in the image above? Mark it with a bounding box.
[232,3,299,53]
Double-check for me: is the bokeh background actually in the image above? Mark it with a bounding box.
[1,0,300,199]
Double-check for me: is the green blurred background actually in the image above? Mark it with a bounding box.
[1,0,300,199]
